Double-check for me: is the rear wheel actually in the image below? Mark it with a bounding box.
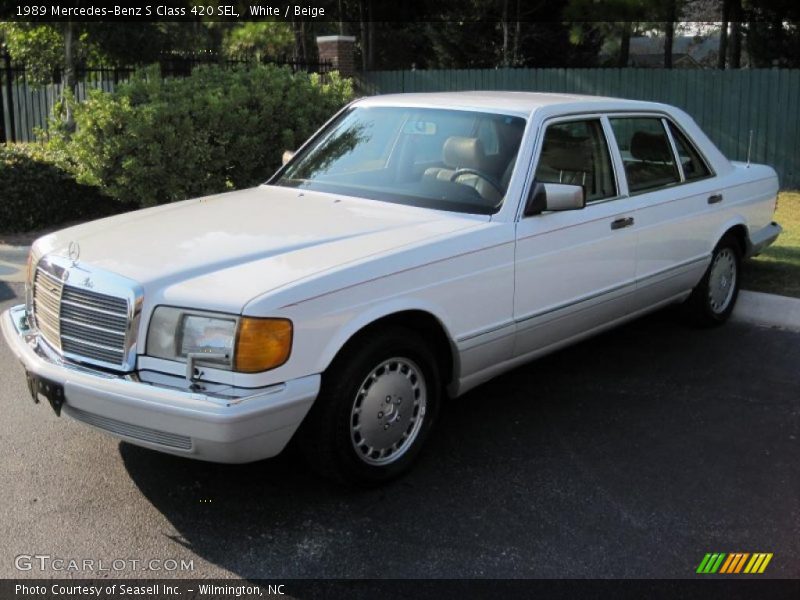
[297,327,441,484]
[686,235,742,325]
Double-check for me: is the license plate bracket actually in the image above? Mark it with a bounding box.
[26,372,65,416]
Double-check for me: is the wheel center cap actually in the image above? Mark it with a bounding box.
[367,373,412,431]
[383,398,398,419]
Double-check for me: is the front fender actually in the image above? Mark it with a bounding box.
[313,296,458,376]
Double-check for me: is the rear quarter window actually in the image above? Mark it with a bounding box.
[668,122,712,181]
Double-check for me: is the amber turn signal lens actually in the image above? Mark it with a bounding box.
[234,318,293,373]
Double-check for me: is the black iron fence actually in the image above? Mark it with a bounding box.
[0,52,333,143]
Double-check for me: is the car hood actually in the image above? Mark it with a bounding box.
[35,185,486,311]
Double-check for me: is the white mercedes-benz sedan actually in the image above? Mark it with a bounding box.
[2,92,782,483]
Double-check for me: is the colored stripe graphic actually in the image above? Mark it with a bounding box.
[720,553,750,573]
[697,553,727,573]
[719,554,736,573]
[733,553,750,573]
[699,552,773,574]
[744,553,774,574]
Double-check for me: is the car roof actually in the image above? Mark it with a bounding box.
[355,91,667,118]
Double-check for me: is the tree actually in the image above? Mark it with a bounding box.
[221,22,294,60]
[0,23,72,83]
[0,22,81,129]
[743,0,800,68]
[565,0,653,67]
[0,20,220,130]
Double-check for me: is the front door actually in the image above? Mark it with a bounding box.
[513,116,638,358]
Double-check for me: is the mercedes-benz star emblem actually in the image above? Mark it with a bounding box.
[67,241,80,265]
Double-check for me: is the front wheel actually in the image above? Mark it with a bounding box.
[686,235,742,326]
[297,327,441,485]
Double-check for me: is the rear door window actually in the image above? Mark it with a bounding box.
[609,117,680,193]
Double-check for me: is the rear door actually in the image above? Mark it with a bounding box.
[606,115,720,306]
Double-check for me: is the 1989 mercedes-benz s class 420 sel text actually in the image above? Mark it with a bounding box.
[2,92,782,483]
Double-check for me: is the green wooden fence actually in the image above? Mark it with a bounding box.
[362,68,800,190]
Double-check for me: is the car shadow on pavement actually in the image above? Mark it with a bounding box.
[119,307,800,579]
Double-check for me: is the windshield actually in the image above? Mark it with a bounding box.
[274,106,527,215]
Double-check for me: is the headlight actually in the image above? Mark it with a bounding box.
[147,307,292,373]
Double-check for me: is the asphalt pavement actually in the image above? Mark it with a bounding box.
[0,245,27,283]
[0,281,798,579]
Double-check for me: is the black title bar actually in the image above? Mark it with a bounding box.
[1,579,799,600]
[0,0,755,23]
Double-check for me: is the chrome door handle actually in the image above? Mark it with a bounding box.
[708,193,723,204]
[610,217,634,230]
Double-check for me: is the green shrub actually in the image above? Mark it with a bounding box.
[48,65,354,207]
[0,144,131,233]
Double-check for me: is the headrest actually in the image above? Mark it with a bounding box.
[630,131,673,162]
[540,140,592,172]
[443,137,487,170]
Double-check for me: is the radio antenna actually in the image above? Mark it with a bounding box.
[746,130,753,167]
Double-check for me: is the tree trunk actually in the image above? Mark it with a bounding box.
[664,21,674,69]
[367,2,374,70]
[291,20,301,60]
[501,0,509,67]
[730,17,742,68]
[360,0,367,71]
[300,21,307,62]
[619,22,631,68]
[62,21,76,132]
[730,0,743,69]
[664,0,676,69]
[718,0,731,69]
[512,1,521,66]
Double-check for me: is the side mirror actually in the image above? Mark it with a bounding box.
[282,150,295,166]
[524,182,586,216]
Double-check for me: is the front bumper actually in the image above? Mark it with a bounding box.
[1,304,320,463]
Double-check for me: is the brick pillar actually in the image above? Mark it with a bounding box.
[316,35,356,77]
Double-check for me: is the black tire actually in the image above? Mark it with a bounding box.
[686,235,742,326]
[297,326,441,485]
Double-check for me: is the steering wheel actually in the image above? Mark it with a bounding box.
[449,168,505,195]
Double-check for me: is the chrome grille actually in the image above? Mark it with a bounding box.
[32,262,132,369]
[32,268,64,352]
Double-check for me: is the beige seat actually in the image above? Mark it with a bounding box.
[536,139,593,188]
[625,131,678,191]
[424,137,502,204]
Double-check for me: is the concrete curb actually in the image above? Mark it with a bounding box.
[732,290,800,333]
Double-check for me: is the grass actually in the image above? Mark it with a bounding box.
[742,191,800,298]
